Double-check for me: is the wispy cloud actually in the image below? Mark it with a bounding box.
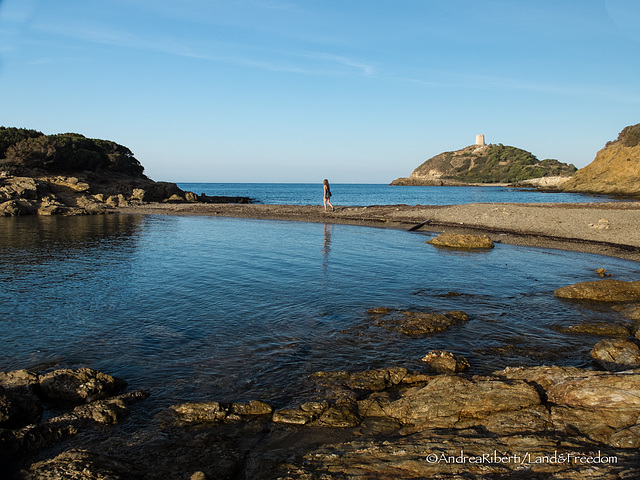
[33,23,376,77]
[398,71,640,104]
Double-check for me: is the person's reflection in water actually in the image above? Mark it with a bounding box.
[322,223,333,271]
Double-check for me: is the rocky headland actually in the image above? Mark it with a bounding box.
[0,127,251,216]
[561,123,640,197]
[390,141,576,187]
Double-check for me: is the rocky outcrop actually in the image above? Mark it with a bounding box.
[554,279,640,301]
[427,232,495,249]
[0,128,252,216]
[0,367,147,457]
[12,353,640,479]
[0,174,252,216]
[391,143,576,186]
[561,123,640,196]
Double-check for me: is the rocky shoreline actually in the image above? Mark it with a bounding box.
[3,278,640,479]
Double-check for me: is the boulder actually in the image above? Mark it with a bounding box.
[38,368,127,405]
[427,233,495,249]
[383,375,541,429]
[554,279,640,301]
[421,350,470,374]
[590,338,640,371]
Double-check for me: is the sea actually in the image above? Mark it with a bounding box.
[1,184,638,431]
[177,182,619,206]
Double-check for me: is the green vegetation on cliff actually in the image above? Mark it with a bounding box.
[439,144,576,183]
[0,127,145,178]
[392,143,577,186]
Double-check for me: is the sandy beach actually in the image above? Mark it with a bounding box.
[118,201,640,261]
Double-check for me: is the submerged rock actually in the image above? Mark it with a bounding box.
[368,308,470,336]
[613,303,640,321]
[552,321,632,337]
[427,233,495,249]
[554,279,640,301]
[161,400,273,427]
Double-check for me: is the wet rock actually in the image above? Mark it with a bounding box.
[553,321,631,337]
[369,308,470,336]
[613,303,640,321]
[590,338,640,371]
[19,448,143,480]
[0,370,42,428]
[421,350,470,374]
[427,233,495,249]
[554,279,640,301]
[162,399,272,426]
[595,267,612,277]
[72,390,150,425]
[38,367,127,405]
[310,367,425,392]
[1,390,149,455]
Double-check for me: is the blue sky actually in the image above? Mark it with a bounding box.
[1,0,638,183]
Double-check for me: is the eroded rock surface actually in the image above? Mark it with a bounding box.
[554,279,640,301]
[427,232,495,249]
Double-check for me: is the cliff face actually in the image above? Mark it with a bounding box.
[391,144,576,186]
[561,124,640,197]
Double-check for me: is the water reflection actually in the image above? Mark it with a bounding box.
[1,215,639,411]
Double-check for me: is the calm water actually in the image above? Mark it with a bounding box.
[1,213,639,414]
[178,183,618,206]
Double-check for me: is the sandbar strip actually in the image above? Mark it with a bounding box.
[117,202,640,261]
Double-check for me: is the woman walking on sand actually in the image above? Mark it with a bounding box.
[323,179,334,212]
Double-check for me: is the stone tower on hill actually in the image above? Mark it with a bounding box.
[475,134,485,146]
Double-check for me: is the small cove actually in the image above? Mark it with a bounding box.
[1,213,639,417]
